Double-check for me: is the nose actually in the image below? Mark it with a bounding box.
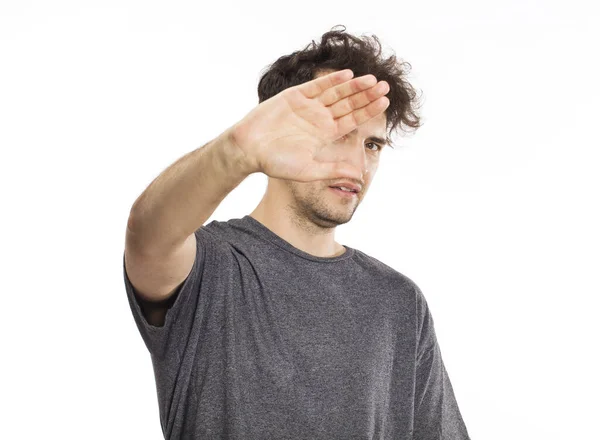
[336,134,368,178]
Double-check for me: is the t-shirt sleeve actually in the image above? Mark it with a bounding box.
[413,285,471,439]
[122,228,208,360]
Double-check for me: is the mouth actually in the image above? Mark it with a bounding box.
[329,186,358,198]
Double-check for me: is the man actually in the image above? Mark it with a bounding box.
[123,26,470,439]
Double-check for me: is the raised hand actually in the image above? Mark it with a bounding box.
[230,69,390,182]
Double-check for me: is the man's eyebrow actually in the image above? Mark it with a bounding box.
[347,128,390,147]
[368,136,390,147]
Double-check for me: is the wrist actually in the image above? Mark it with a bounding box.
[218,124,261,177]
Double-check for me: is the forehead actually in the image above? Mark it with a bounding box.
[342,113,388,146]
[349,113,387,136]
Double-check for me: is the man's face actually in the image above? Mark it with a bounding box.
[278,110,388,229]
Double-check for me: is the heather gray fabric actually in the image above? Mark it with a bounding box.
[123,215,470,439]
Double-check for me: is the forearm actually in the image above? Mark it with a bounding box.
[127,126,257,255]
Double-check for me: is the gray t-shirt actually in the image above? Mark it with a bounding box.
[123,215,470,439]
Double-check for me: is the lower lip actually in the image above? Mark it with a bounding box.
[329,187,358,198]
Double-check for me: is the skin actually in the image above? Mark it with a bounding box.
[249,70,388,258]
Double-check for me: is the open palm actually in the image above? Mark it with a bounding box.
[230,69,390,182]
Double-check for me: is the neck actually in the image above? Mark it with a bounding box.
[248,206,345,258]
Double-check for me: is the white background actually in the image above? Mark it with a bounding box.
[1,0,598,438]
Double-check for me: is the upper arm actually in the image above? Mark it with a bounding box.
[124,229,198,326]
[413,285,470,437]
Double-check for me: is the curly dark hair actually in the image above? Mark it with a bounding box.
[257,25,423,149]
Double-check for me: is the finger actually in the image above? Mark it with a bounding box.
[334,96,390,139]
[329,80,389,120]
[296,69,354,99]
[317,74,377,107]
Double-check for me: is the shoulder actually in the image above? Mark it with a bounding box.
[352,248,422,297]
